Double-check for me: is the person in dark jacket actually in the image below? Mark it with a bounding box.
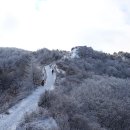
[52,69,54,74]
[41,80,45,86]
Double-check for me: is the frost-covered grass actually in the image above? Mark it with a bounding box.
[38,46,130,130]
[0,48,44,114]
[1,46,130,130]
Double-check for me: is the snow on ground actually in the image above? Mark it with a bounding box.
[0,65,56,130]
[55,65,65,75]
[18,117,58,130]
[70,48,79,58]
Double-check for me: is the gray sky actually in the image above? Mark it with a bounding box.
[0,0,130,53]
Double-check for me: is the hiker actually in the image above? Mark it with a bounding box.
[52,69,54,74]
[41,80,45,86]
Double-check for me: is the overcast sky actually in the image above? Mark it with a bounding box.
[0,0,130,53]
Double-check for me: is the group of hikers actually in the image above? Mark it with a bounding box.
[41,69,54,86]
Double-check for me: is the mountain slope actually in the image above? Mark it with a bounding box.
[1,46,130,130]
[38,46,130,130]
[0,65,56,130]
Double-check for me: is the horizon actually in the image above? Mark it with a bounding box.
[0,0,130,53]
[0,45,129,55]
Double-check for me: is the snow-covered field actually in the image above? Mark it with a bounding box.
[0,65,56,130]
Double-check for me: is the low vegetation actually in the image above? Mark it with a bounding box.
[38,46,130,130]
[0,48,43,113]
[33,48,64,65]
[1,46,130,130]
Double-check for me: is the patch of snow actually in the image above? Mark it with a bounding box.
[63,55,68,59]
[56,68,65,74]
[29,117,57,130]
[122,56,128,62]
[71,48,79,58]
[18,117,58,130]
[0,65,56,130]
[62,53,70,60]
[54,64,65,75]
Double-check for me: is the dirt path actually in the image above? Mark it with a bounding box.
[0,65,56,130]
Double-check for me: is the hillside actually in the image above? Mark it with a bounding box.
[0,47,44,114]
[38,46,130,130]
[0,46,130,130]
[0,65,57,130]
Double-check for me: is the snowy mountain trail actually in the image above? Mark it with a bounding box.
[0,65,56,130]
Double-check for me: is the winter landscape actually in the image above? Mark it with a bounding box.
[0,46,130,130]
[0,0,130,129]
